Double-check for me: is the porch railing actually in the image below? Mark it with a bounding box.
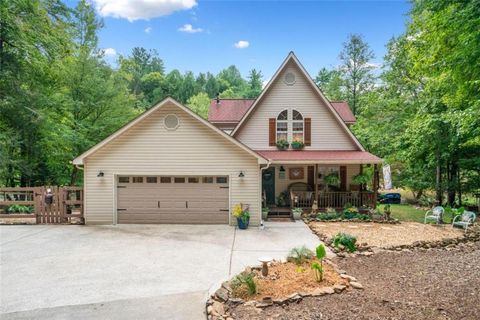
[290,191,376,209]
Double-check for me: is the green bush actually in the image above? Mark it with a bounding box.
[7,205,33,214]
[287,246,313,265]
[231,272,257,296]
[333,232,357,253]
[317,208,340,220]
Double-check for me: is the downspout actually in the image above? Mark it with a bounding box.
[259,160,272,227]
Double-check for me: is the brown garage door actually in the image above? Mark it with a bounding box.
[116,176,229,224]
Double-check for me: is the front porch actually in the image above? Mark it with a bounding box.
[260,154,381,214]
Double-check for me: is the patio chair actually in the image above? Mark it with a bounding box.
[452,211,476,233]
[424,206,445,224]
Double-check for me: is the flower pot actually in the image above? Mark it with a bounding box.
[237,216,250,229]
[292,211,302,220]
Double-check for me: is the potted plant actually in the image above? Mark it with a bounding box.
[352,173,370,191]
[323,173,340,191]
[262,207,270,220]
[233,203,250,229]
[276,139,289,151]
[291,140,304,150]
[291,207,303,220]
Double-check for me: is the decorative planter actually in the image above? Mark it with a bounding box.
[276,140,289,151]
[291,143,304,150]
[292,210,302,220]
[237,216,250,229]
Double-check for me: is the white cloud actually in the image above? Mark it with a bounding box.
[92,0,198,22]
[178,23,203,33]
[102,48,117,56]
[234,40,249,49]
[144,26,152,33]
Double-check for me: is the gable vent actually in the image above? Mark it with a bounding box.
[164,114,179,130]
[284,72,296,85]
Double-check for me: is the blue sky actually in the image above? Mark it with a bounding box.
[86,0,411,80]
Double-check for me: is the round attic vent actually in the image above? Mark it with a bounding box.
[284,72,296,85]
[164,114,179,130]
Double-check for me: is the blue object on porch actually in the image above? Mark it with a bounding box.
[237,217,250,229]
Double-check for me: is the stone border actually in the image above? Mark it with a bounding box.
[205,260,363,320]
[303,216,400,225]
[0,214,36,225]
[311,224,480,258]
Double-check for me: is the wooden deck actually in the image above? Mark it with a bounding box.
[290,191,376,209]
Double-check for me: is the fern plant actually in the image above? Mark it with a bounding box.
[231,273,257,296]
[287,246,313,265]
[333,232,357,253]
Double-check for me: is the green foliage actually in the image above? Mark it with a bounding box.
[6,205,33,214]
[333,233,357,253]
[352,173,370,186]
[311,262,323,282]
[315,244,327,260]
[323,173,340,188]
[290,140,304,150]
[316,209,340,221]
[276,139,289,150]
[186,92,210,119]
[276,190,289,207]
[287,246,314,265]
[231,272,257,296]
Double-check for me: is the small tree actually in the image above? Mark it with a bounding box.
[311,244,327,282]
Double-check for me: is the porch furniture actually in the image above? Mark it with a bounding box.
[452,211,476,233]
[424,206,445,224]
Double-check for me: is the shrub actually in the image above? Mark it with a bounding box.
[231,272,257,296]
[333,232,357,253]
[317,208,339,220]
[7,205,33,214]
[342,206,359,219]
[287,246,313,265]
[276,139,289,150]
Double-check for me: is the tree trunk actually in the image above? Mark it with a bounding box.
[447,160,457,206]
[435,150,443,206]
[70,165,78,186]
[457,168,462,206]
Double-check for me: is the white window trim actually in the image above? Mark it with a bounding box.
[276,109,304,143]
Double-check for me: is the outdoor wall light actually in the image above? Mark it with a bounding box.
[238,171,245,178]
[280,166,286,172]
[97,171,104,178]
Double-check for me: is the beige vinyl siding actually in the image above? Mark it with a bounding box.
[236,61,358,150]
[83,101,261,225]
[272,164,361,197]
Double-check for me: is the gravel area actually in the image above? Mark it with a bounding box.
[230,241,480,320]
[309,222,463,248]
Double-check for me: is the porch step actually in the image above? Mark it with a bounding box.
[267,207,293,221]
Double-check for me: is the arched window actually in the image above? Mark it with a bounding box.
[276,110,288,142]
[292,110,304,142]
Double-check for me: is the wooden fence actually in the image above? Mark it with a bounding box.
[0,186,84,224]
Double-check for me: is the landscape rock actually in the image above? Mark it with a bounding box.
[350,281,364,289]
[215,288,229,302]
[340,274,357,282]
[227,298,244,304]
[311,286,335,296]
[333,284,346,293]
[211,301,225,316]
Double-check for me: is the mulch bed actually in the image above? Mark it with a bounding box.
[309,221,464,248]
[229,241,480,320]
[233,261,346,301]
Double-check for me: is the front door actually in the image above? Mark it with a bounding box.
[262,167,275,206]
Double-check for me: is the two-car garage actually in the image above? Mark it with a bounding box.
[116,175,230,224]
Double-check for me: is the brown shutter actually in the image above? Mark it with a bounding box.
[269,118,276,146]
[307,166,315,190]
[340,166,347,191]
[304,118,311,146]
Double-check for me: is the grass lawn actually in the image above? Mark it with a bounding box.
[377,204,427,223]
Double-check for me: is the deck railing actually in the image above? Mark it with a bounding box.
[291,191,375,209]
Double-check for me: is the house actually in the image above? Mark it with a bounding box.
[73,52,382,226]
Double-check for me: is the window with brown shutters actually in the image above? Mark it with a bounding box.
[304,118,311,146]
[269,118,276,146]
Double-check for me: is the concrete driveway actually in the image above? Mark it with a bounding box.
[0,221,321,319]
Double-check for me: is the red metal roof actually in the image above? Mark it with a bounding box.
[208,99,356,124]
[208,99,255,122]
[331,101,356,123]
[256,150,382,163]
